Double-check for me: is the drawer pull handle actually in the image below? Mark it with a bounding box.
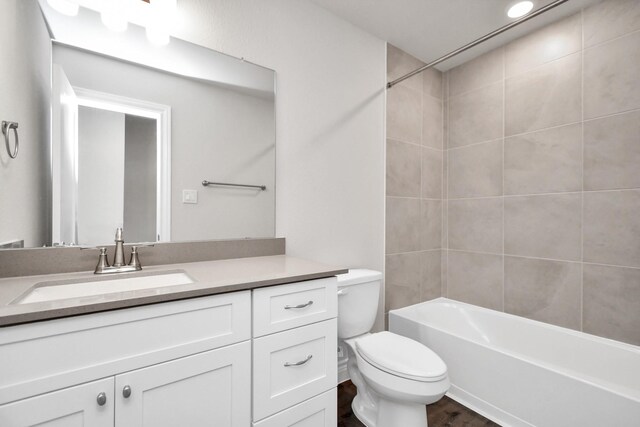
[284,300,314,310]
[123,385,132,398]
[284,354,313,367]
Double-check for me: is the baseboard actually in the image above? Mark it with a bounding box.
[338,357,350,383]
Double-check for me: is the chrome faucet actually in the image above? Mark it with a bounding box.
[91,228,153,274]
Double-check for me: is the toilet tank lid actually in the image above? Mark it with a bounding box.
[337,269,382,286]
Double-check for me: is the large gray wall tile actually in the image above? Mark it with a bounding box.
[386,197,421,254]
[583,190,640,268]
[423,96,443,149]
[447,251,504,311]
[387,84,422,144]
[449,83,503,148]
[421,200,442,250]
[584,110,640,191]
[504,124,582,195]
[386,139,421,197]
[385,252,422,311]
[387,44,424,92]
[422,148,443,199]
[448,47,504,96]
[421,250,442,301]
[505,53,581,136]
[583,0,640,48]
[505,256,581,329]
[506,13,582,77]
[448,198,503,253]
[424,68,444,100]
[584,31,640,119]
[448,139,503,199]
[583,264,640,346]
[505,194,582,261]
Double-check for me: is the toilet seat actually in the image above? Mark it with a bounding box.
[356,331,447,382]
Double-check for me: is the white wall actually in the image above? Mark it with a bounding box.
[173,0,386,282]
[0,0,51,247]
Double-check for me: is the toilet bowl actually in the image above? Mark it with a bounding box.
[337,270,449,427]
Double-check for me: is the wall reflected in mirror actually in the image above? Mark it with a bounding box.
[0,0,276,249]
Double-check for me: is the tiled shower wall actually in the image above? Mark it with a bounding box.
[385,45,444,320]
[443,0,640,346]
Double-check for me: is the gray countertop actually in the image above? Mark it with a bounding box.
[0,255,348,327]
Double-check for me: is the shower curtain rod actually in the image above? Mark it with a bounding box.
[387,0,570,89]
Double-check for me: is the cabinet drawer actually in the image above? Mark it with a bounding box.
[253,388,336,427]
[253,319,337,421]
[253,277,337,337]
[0,291,251,405]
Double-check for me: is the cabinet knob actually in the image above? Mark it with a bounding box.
[96,392,107,406]
[123,385,132,398]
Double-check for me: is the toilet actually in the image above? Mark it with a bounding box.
[337,269,449,427]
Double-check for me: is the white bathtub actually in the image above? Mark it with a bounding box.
[389,298,640,427]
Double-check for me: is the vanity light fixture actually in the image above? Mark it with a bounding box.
[101,0,128,32]
[101,11,128,32]
[145,0,176,46]
[507,1,535,18]
[47,0,79,16]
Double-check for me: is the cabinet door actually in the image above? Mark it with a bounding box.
[0,378,114,427]
[115,341,250,427]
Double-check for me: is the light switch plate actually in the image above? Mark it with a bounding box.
[182,189,198,204]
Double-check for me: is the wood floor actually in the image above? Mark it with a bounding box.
[337,380,500,427]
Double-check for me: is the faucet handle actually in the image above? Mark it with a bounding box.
[128,244,153,270]
[94,247,110,273]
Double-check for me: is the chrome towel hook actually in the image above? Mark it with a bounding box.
[2,121,19,159]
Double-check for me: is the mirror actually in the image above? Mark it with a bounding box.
[0,0,276,249]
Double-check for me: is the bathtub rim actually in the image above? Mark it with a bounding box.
[389,297,640,403]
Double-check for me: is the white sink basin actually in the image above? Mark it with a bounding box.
[14,271,195,305]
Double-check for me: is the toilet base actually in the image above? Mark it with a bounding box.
[352,394,376,427]
[377,397,428,427]
[352,392,429,427]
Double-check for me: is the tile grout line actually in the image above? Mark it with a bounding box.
[580,8,585,333]
[449,104,640,151]
[420,73,424,303]
[582,25,640,52]
[445,71,450,299]
[446,187,640,201]
[446,248,640,271]
[502,46,506,313]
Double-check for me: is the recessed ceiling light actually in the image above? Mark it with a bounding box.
[507,1,534,19]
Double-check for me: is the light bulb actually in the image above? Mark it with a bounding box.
[101,0,128,32]
[47,0,79,16]
[507,1,534,19]
[101,11,128,32]
[145,0,176,46]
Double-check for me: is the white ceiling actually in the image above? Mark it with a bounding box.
[308,0,601,70]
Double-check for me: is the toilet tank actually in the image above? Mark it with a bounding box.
[337,269,382,339]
